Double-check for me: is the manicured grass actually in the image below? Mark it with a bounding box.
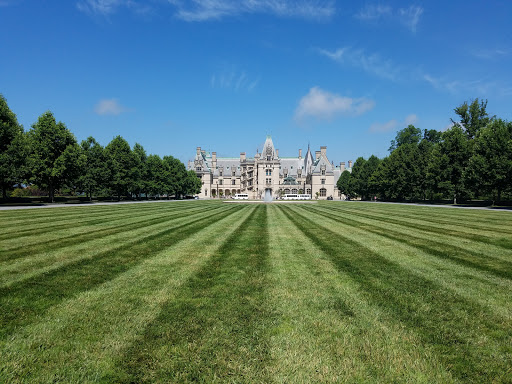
[0,201,511,383]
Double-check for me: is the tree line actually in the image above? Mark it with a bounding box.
[0,95,202,202]
[337,99,512,204]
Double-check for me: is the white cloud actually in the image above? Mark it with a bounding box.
[318,47,400,81]
[211,68,259,92]
[171,0,335,21]
[94,98,129,115]
[77,0,124,15]
[398,5,423,33]
[295,87,375,121]
[77,0,335,20]
[421,72,501,95]
[355,4,392,20]
[404,113,418,126]
[369,114,418,133]
[471,47,511,60]
[369,119,398,133]
[355,4,423,33]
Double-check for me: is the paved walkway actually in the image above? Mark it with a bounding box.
[1,199,510,212]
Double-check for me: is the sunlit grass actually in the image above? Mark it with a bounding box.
[0,201,511,383]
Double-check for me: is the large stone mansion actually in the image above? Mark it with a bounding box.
[188,136,352,200]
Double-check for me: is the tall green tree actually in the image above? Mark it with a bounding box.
[163,155,186,198]
[105,135,134,200]
[79,137,108,200]
[351,156,381,200]
[0,95,27,199]
[416,129,441,200]
[182,170,202,196]
[131,143,147,199]
[146,154,166,197]
[28,111,80,202]
[389,124,422,152]
[336,170,354,198]
[466,119,512,203]
[452,98,492,139]
[428,125,471,204]
[372,144,421,201]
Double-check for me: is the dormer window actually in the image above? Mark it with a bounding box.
[267,156,271,161]
[321,170,325,175]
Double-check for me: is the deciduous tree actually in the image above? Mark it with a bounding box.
[466,119,512,203]
[28,111,80,202]
[336,170,353,199]
[105,135,134,200]
[428,125,470,204]
[0,95,27,199]
[452,98,492,140]
[389,124,422,152]
[79,137,108,200]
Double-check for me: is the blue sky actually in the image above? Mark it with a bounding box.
[1,1,511,165]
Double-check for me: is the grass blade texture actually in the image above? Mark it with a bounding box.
[0,201,511,383]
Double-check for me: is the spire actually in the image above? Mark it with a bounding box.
[262,135,276,161]
[304,143,314,173]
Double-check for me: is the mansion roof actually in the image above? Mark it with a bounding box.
[189,136,352,180]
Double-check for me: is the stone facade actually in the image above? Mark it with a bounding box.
[188,136,352,200]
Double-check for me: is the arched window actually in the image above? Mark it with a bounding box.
[284,188,290,194]
[291,188,298,194]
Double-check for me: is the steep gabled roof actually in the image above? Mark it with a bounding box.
[311,154,334,174]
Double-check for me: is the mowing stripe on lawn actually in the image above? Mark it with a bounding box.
[0,204,219,259]
[0,202,204,241]
[305,205,512,280]
[267,205,453,383]
[0,205,225,286]
[323,204,512,264]
[0,202,168,227]
[0,205,253,384]
[340,202,512,227]
[112,204,274,383]
[0,204,240,339]
[304,206,512,322]
[280,205,512,383]
[326,203,512,249]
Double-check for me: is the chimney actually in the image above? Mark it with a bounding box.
[340,162,346,172]
[315,151,321,160]
[212,152,217,168]
[320,146,326,158]
[276,149,279,158]
[240,152,246,162]
[299,149,302,159]
[196,146,201,156]
[348,160,353,168]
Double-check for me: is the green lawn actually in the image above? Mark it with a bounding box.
[1,201,511,383]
